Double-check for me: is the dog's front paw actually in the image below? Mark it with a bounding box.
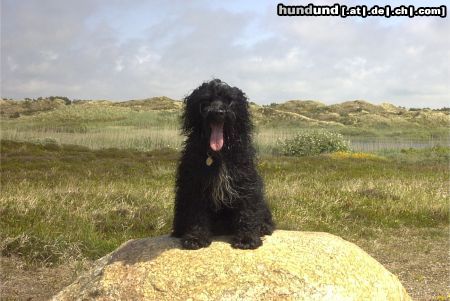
[231,235,262,250]
[181,235,211,250]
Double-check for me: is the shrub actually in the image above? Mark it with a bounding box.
[279,130,350,156]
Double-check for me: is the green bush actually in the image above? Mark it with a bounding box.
[279,130,350,156]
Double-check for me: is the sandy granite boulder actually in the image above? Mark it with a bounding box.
[53,230,410,300]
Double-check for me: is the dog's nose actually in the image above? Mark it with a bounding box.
[209,109,225,121]
[214,109,225,117]
[208,100,226,119]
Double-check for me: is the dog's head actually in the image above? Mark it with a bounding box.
[182,79,251,152]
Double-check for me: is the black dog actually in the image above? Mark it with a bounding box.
[172,79,274,250]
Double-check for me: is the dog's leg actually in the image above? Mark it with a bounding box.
[231,210,263,249]
[173,159,213,249]
[179,207,212,250]
[260,205,275,236]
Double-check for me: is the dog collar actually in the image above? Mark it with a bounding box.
[206,152,213,166]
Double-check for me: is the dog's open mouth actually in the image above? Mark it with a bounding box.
[210,122,224,151]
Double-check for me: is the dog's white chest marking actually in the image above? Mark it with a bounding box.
[211,162,239,208]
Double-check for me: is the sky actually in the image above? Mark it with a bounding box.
[1,0,449,108]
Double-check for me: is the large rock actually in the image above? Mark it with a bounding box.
[53,231,410,300]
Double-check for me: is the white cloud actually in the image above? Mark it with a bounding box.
[1,0,448,108]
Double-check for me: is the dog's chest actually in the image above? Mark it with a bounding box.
[206,162,239,208]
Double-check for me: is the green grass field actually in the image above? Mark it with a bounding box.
[1,140,448,259]
[1,98,449,299]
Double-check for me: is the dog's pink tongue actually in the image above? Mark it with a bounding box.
[210,123,224,151]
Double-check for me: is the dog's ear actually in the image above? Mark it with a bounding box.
[229,86,253,136]
[181,95,197,135]
[181,84,205,135]
[230,87,247,103]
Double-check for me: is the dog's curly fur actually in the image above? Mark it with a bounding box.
[171,79,275,250]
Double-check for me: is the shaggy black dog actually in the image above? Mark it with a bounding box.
[171,79,274,250]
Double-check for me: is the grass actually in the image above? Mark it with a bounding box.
[377,146,450,163]
[1,105,184,151]
[2,125,446,154]
[1,100,448,154]
[0,141,177,264]
[1,140,448,266]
